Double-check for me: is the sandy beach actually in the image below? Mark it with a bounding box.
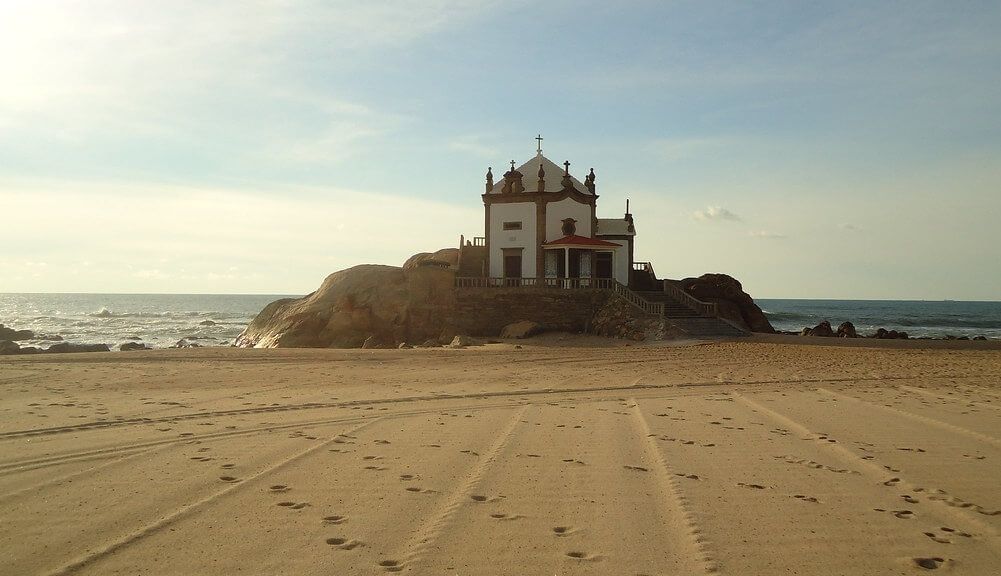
[2,337,1000,575]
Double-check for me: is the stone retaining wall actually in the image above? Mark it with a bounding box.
[452,288,609,336]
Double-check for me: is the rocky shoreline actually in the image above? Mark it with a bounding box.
[788,320,991,341]
[0,323,214,355]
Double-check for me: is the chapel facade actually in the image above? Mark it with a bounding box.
[478,141,637,286]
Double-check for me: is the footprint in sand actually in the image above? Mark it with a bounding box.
[221,463,235,469]
[219,476,240,483]
[490,513,524,521]
[913,557,946,569]
[884,477,901,486]
[470,495,489,502]
[923,532,951,544]
[326,537,364,550]
[269,484,290,493]
[323,515,347,525]
[364,465,387,471]
[737,482,766,490]
[378,559,403,572]
[623,465,648,472]
[552,526,576,536]
[793,494,819,503]
[565,551,602,561]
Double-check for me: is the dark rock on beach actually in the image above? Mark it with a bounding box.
[676,274,775,333]
[45,342,111,353]
[870,328,909,340]
[836,321,858,338]
[801,321,835,337]
[0,340,21,355]
[0,324,34,341]
[120,342,152,351]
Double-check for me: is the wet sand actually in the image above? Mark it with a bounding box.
[2,339,1000,575]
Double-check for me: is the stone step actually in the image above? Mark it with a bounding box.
[667,317,749,338]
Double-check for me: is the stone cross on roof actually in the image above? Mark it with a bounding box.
[535,134,543,155]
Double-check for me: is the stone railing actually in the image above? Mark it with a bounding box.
[453,277,663,317]
[663,280,718,317]
[609,281,664,316]
[455,277,616,289]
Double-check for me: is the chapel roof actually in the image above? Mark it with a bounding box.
[488,154,590,195]
[543,235,621,248]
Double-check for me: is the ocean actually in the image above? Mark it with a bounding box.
[1,294,999,349]
[0,293,295,350]
[758,299,1001,339]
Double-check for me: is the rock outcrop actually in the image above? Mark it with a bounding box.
[0,324,34,341]
[402,248,459,271]
[500,321,543,339]
[871,328,909,340]
[120,342,151,351]
[836,321,858,338]
[0,340,20,355]
[45,342,111,353]
[801,321,835,337]
[236,265,456,349]
[675,274,775,333]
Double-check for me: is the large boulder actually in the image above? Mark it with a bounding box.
[120,342,151,351]
[0,340,21,355]
[500,320,543,339]
[45,342,110,354]
[801,320,835,337]
[870,328,909,340]
[836,321,858,338]
[236,265,456,349]
[0,324,34,341]
[675,274,775,333]
[402,248,459,271]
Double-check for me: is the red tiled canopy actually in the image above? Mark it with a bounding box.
[542,235,621,248]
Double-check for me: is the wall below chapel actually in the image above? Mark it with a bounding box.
[452,288,609,336]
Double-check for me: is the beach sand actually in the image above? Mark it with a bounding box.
[2,337,1000,575]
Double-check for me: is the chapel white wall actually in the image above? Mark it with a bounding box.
[488,202,537,278]
[545,198,591,241]
[613,241,630,285]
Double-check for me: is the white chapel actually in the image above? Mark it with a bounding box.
[477,138,637,286]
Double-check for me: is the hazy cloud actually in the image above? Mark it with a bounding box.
[748,230,788,239]
[693,206,742,222]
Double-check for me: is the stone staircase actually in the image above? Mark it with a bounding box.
[636,290,750,338]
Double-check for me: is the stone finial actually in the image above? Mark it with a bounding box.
[585,167,596,193]
[485,167,493,193]
[537,162,545,192]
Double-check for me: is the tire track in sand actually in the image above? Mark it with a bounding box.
[630,397,718,574]
[818,387,1001,449]
[384,405,528,573]
[899,385,1001,413]
[44,417,383,576]
[734,391,1001,539]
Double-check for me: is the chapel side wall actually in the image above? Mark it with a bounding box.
[488,203,537,277]
[613,242,630,285]
[453,288,608,336]
[545,198,592,241]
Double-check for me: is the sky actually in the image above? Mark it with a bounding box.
[1,0,999,299]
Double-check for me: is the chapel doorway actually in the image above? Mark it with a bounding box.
[568,249,582,278]
[503,250,522,281]
[595,252,613,279]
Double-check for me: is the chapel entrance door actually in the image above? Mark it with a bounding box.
[503,251,522,284]
[595,252,613,279]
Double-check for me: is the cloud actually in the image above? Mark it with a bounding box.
[448,135,499,159]
[748,230,787,239]
[693,206,742,222]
